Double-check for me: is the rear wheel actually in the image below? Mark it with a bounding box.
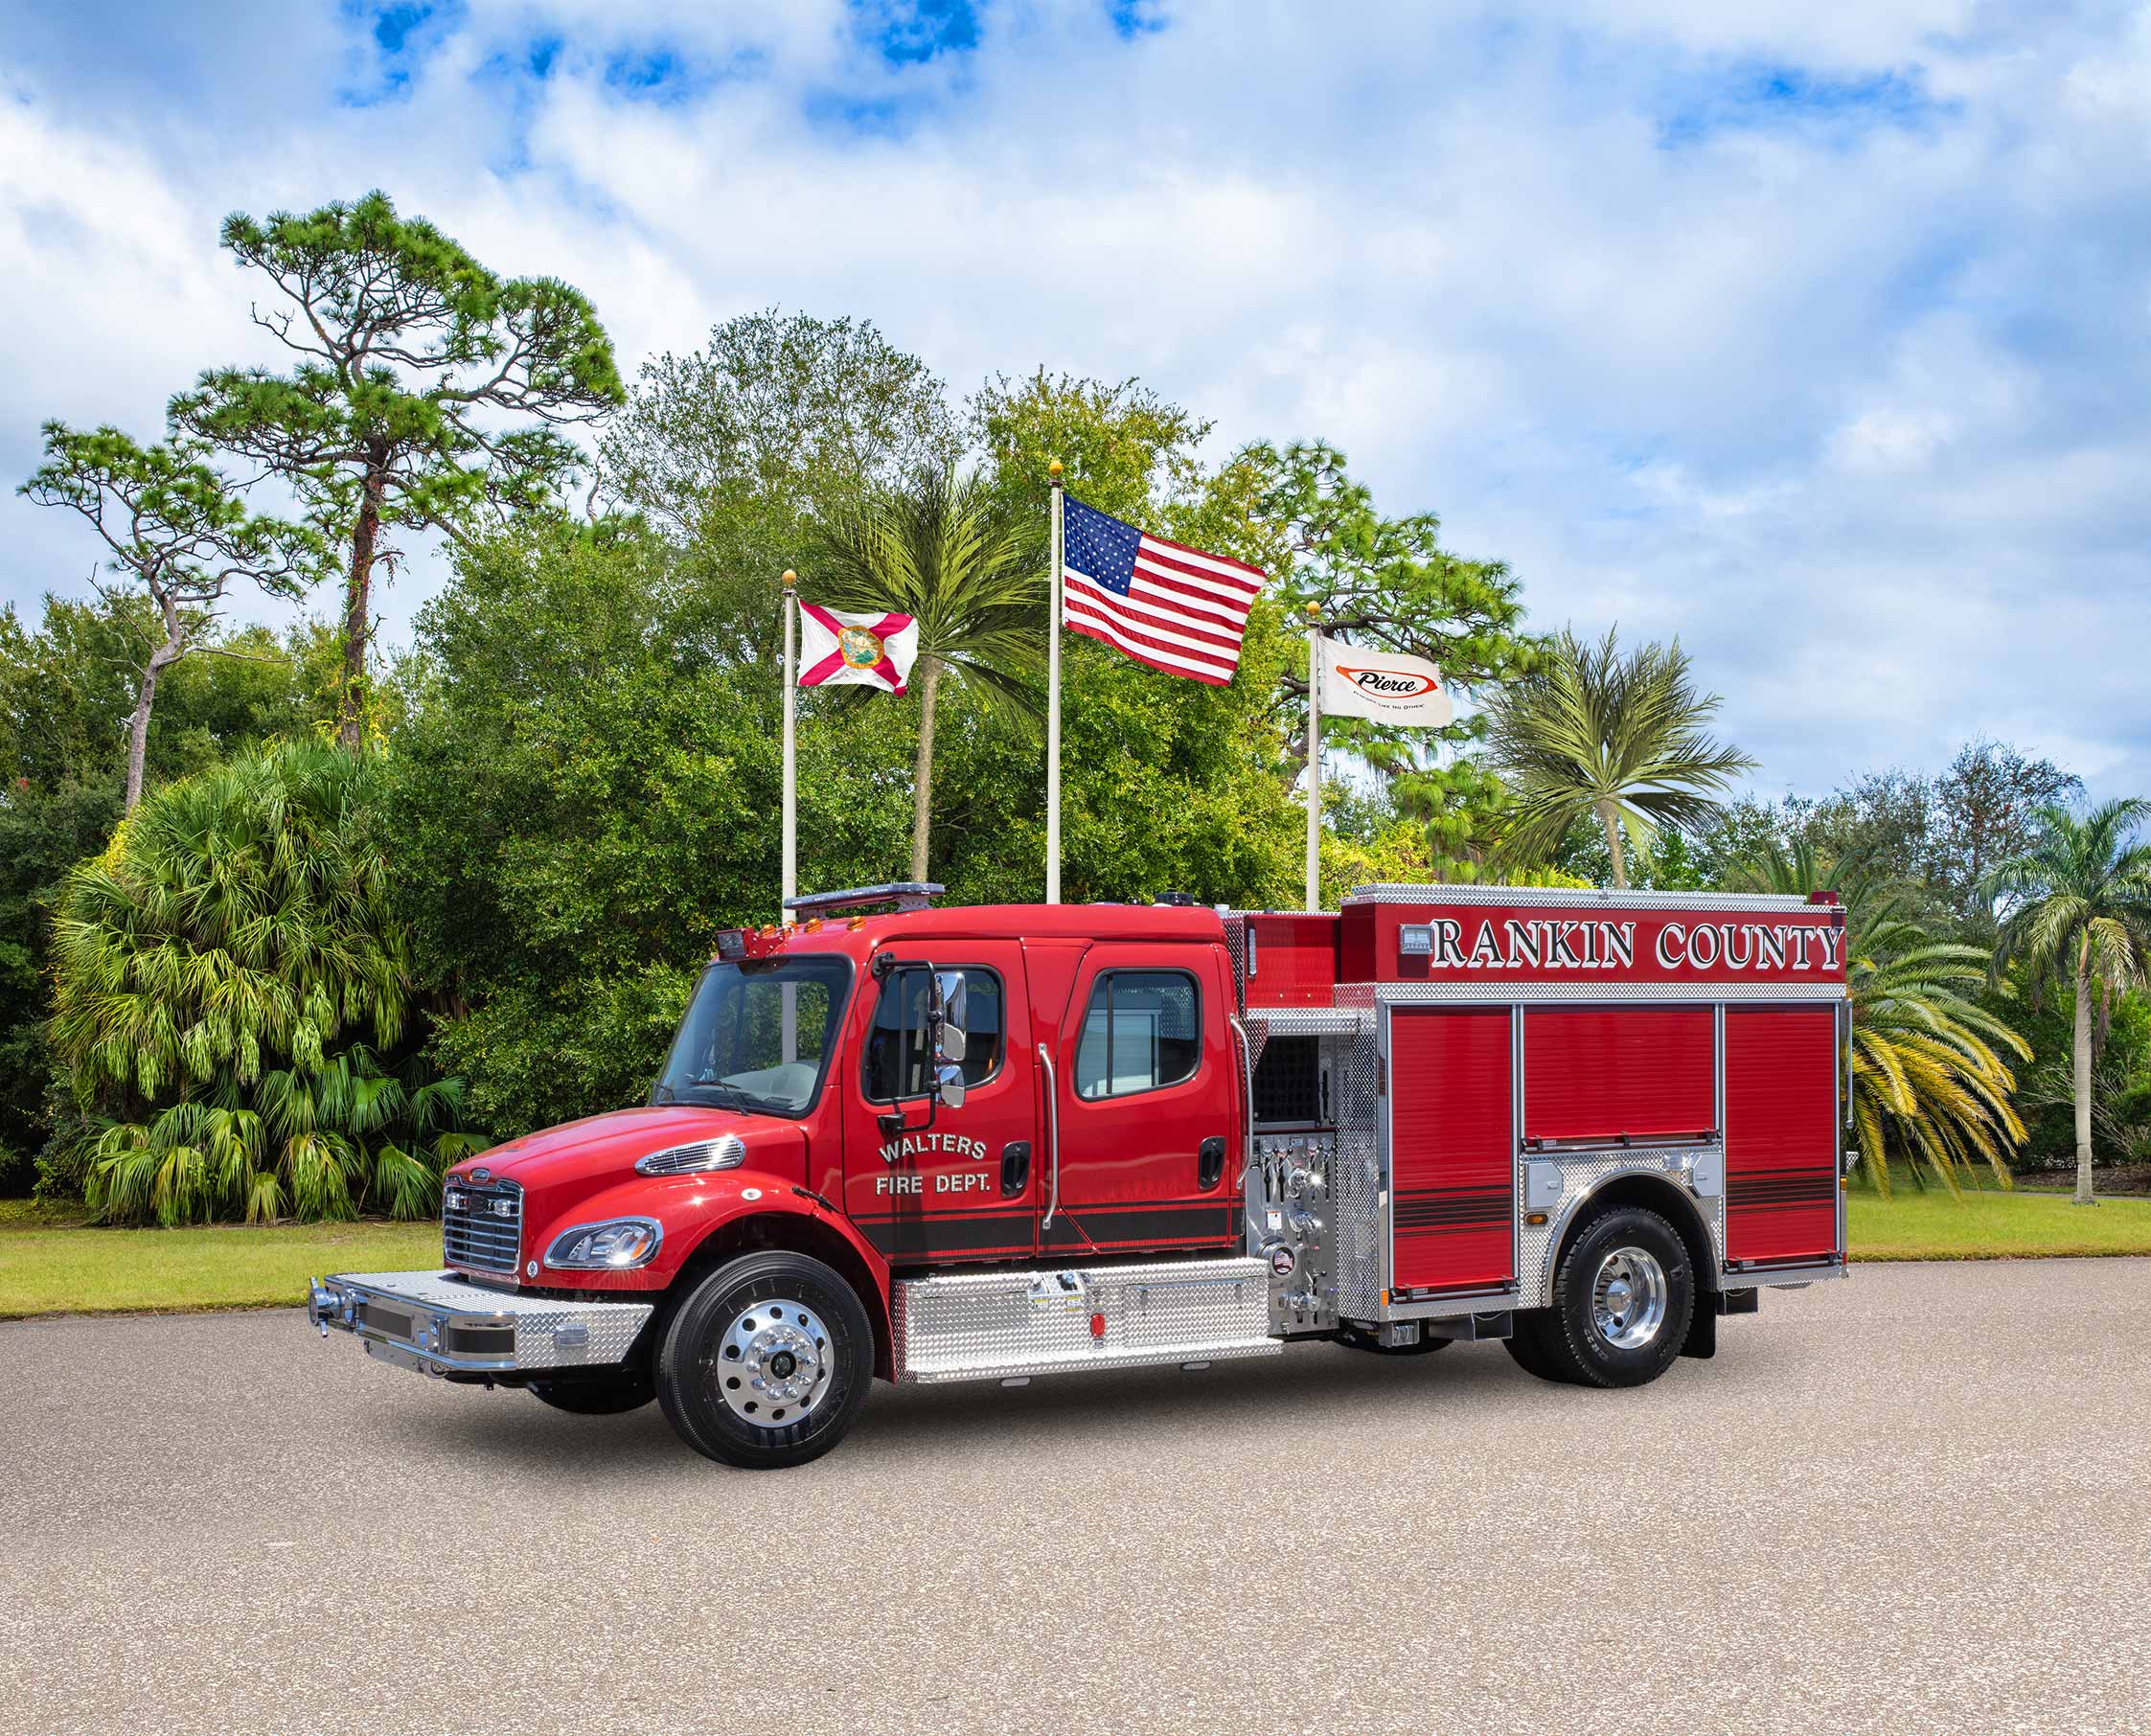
[1536,1205,1694,1389]
[1501,1312,1573,1382]
[656,1250,875,1469]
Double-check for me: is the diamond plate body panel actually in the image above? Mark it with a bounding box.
[318,1270,654,1373]
[1513,1149,1727,1309]
[1331,1018,1384,1320]
[891,1257,1278,1383]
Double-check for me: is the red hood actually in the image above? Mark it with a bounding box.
[451,1106,804,1192]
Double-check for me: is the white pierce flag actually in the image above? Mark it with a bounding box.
[1316,637,1454,727]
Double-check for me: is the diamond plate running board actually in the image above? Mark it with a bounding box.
[891,1256,1280,1384]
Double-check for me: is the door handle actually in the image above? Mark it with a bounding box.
[1198,1135,1226,1191]
[1001,1140,1032,1199]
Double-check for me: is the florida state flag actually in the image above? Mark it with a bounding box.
[797,605,920,695]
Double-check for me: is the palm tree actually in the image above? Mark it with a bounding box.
[1984,800,2151,1204]
[1484,627,1755,887]
[1744,841,2027,1197]
[49,740,483,1223]
[812,468,1044,881]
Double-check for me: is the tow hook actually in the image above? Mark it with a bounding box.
[307,1278,339,1339]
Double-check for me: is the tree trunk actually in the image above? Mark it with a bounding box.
[1595,797,1629,889]
[2072,957,2096,1206]
[339,470,385,752]
[124,634,184,813]
[908,658,942,884]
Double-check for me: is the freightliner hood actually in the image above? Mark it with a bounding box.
[450,1106,808,1192]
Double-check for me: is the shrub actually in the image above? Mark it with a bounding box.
[48,741,482,1223]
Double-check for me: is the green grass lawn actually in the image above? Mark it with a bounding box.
[4,1182,2151,1318]
[1846,1183,2151,1261]
[0,1201,439,1318]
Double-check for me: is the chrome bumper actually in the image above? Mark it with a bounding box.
[307,1269,655,1379]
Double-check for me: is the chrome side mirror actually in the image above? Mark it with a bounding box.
[930,970,967,1066]
[933,1062,967,1112]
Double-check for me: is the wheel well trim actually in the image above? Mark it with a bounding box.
[665,1203,895,1379]
[1533,1168,1719,1310]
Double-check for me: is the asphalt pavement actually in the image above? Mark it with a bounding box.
[4,1259,2149,1736]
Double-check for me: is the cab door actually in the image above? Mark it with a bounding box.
[841,940,1039,1265]
[1041,942,1240,1255]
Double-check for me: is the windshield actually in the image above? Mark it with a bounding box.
[652,956,853,1116]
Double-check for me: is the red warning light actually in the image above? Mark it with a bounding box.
[1089,1313,1106,1339]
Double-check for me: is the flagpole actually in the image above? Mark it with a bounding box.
[783,572,800,925]
[1305,602,1322,913]
[1046,459,1064,904]
[780,570,798,1061]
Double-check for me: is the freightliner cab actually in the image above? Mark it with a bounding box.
[309,880,1852,1468]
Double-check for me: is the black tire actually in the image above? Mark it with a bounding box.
[529,1369,655,1415]
[655,1250,876,1470]
[1540,1205,1694,1389]
[1336,1321,1452,1356]
[1501,1311,1575,1383]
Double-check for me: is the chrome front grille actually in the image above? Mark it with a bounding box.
[442,1178,523,1275]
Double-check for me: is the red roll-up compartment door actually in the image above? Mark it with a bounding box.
[1387,1008,1514,1291]
[1522,1007,1715,1144]
[1725,1006,1841,1264]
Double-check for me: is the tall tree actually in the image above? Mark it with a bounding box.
[600,310,957,601]
[18,424,317,809]
[1986,800,2151,1205]
[1484,627,1755,888]
[171,190,624,748]
[812,468,1044,881]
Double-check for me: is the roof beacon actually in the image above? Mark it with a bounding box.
[783,881,944,917]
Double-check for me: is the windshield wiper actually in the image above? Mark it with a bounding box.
[684,1078,758,1111]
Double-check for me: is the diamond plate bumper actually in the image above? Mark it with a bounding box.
[307,1269,654,1378]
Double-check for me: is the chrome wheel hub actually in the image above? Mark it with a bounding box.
[716,1297,832,1428]
[1590,1246,1668,1350]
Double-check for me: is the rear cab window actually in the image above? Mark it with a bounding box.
[1073,970,1201,1100]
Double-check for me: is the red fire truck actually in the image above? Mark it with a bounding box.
[309,880,1850,1468]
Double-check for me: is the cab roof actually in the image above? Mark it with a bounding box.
[776,901,1227,951]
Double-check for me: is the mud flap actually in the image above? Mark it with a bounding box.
[1681,1286,1758,1359]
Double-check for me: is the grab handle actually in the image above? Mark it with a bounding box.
[1038,1043,1061,1231]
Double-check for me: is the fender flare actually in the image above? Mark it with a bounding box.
[663,1189,897,1378]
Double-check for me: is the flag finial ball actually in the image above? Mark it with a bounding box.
[782,570,796,588]
[1047,458,1063,479]
[1306,602,1321,619]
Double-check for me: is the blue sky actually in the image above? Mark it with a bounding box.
[3,0,2148,802]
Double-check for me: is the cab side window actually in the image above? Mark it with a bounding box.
[1074,971,1201,1100]
[861,967,1004,1101]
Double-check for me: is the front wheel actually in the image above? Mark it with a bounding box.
[1533,1205,1694,1389]
[655,1250,876,1469]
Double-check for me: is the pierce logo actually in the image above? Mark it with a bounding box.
[1337,665,1440,698]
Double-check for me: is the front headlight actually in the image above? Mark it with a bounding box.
[544,1218,663,1270]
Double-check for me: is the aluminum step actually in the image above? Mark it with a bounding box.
[891,1256,1280,1384]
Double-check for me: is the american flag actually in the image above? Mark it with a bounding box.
[1061,493,1265,685]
